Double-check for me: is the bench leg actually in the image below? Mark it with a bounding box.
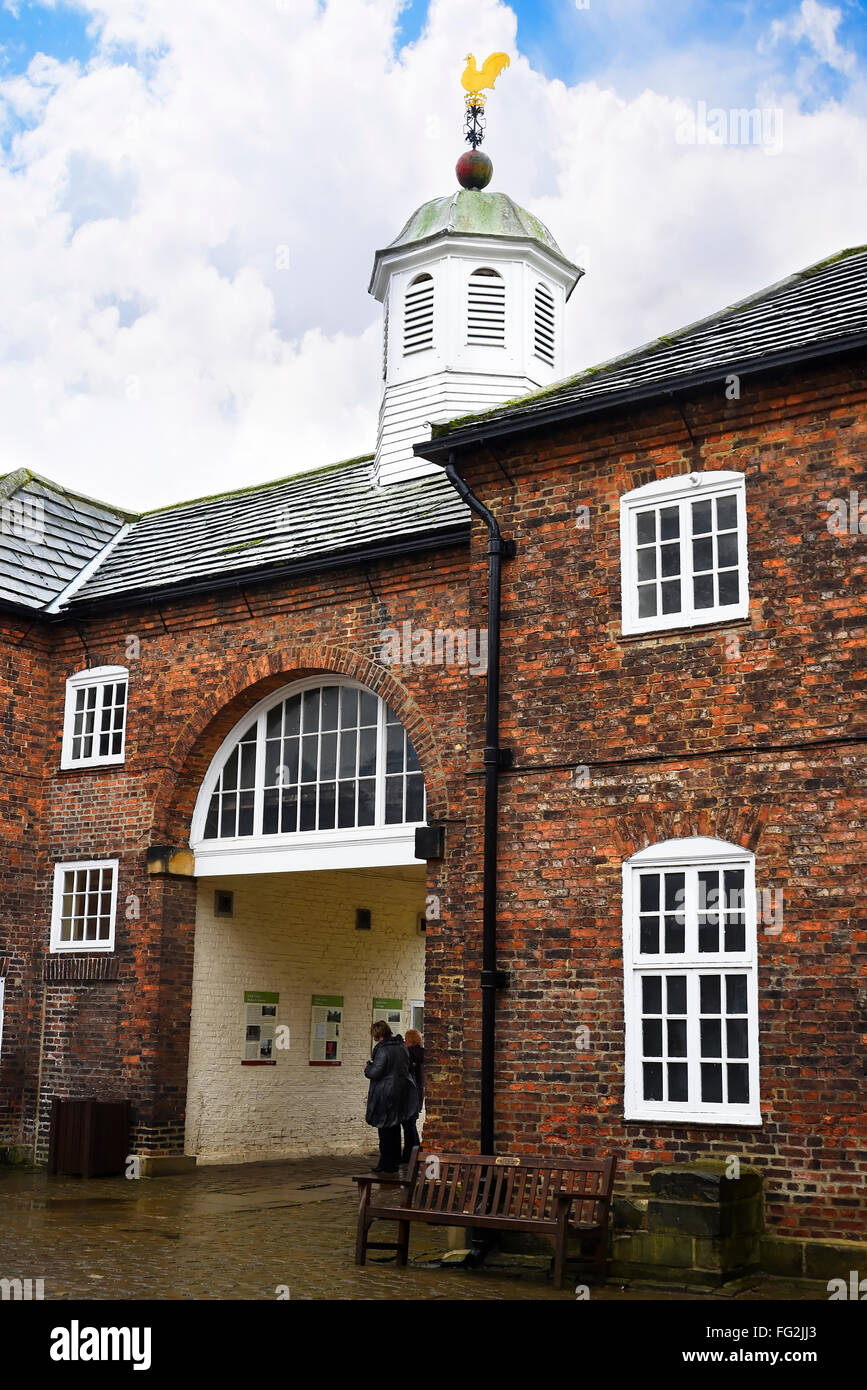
[553,1203,570,1290]
[355,1187,372,1266]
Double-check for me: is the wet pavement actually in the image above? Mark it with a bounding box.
[0,1155,830,1301]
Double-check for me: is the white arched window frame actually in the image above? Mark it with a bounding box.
[622,837,761,1126]
[467,267,506,347]
[403,272,434,356]
[620,471,749,636]
[190,677,427,876]
[61,665,129,770]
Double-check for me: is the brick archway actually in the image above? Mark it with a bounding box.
[151,642,450,845]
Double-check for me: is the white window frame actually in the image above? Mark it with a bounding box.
[50,859,119,953]
[190,677,427,876]
[622,837,761,1125]
[620,471,748,636]
[61,666,129,770]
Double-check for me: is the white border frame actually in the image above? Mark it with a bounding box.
[50,858,119,953]
[622,837,761,1125]
[619,471,749,636]
[60,666,129,770]
[190,676,427,876]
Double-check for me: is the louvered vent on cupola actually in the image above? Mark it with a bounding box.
[534,282,555,366]
[467,267,506,347]
[403,273,434,355]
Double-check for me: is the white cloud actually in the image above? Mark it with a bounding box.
[769,0,856,75]
[0,0,866,508]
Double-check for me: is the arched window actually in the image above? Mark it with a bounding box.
[533,282,555,365]
[622,838,760,1124]
[191,679,426,872]
[403,273,434,355]
[467,267,505,347]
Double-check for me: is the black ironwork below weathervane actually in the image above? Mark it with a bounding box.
[456,51,510,189]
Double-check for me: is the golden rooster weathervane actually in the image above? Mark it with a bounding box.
[456,51,509,191]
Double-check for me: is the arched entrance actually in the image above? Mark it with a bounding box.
[184,677,428,1163]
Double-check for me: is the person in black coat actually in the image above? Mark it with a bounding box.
[364,1021,418,1173]
[400,1028,425,1164]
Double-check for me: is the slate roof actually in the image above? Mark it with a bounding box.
[64,457,469,610]
[422,246,867,455]
[0,470,129,612]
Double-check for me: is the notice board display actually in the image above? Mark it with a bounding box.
[309,994,343,1065]
[243,990,279,1065]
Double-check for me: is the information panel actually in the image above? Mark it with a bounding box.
[309,993,343,1065]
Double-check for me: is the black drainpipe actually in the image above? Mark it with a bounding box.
[444,451,514,1155]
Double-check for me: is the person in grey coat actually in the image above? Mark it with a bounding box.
[364,1021,418,1173]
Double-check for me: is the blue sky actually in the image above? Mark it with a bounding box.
[1,0,866,505]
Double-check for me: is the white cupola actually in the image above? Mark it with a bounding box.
[369,186,582,486]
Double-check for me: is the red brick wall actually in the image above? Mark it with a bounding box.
[424,356,867,1240]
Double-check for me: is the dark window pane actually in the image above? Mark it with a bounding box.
[698,917,719,952]
[640,919,659,954]
[359,691,378,726]
[701,1018,722,1057]
[701,1063,723,1103]
[701,972,720,1013]
[661,580,681,614]
[726,1018,748,1058]
[284,696,301,736]
[665,873,685,911]
[386,723,404,774]
[664,915,685,953]
[266,706,282,739]
[693,573,715,608]
[220,798,236,837]
[320,731,337,781]
[636,511,656,544]
[667,976,686,1014]
[638,585,657,618]
[716,494,738,530]
[726,975,748,1014]
[692,499,712,534]
[384,775,404,824]
[301,734,318,782]
[262,787,279,835]
[357,778,376,826]
[340,687,358,727]
[237,798,254,836]
[692,537,713,571]
[240,740,257,787]
[725,920,746,952]
[668,1063,688,1102]
[660,543,680,577]
[337,779,356,828]
[405,773,425,822]
[318,781,336,830]
[283,737,299,785]
[643,1062,663,1101]
[320,686,339,731]
[642,1018,663,1056]
[222,748,239,791]
[642,976,662,1014]
[299,783,317,831]
[98,731,110,756]
[717,532,739,567]
[727,1063,749,1104]
[406,739,421,774]
[264,738,282,784]
[204,795,219,839]
[640,875,660,911]
[358,727,377,778]
[724,869,745,911]
[718,570,740,606]
[302,689,320,732]
[660,506,679,541]
[698,870,720,913]
[338,729,357,779]
[637,548,656,580]
[667,1018,687,1057]
[279,787,298,834]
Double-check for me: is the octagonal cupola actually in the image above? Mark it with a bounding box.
[369,185,582,485]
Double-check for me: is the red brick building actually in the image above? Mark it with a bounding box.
[0,177,864,1250]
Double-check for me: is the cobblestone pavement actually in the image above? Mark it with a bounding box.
[0,1156,828,1301]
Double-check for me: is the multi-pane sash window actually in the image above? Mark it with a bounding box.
[61,667,128,769]
[201,681,425,842]
[623,839,760,1124]
[620,473,748,634]
[50,860,118,952]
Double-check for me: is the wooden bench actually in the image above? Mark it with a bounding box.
[354,1149,616,1289]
